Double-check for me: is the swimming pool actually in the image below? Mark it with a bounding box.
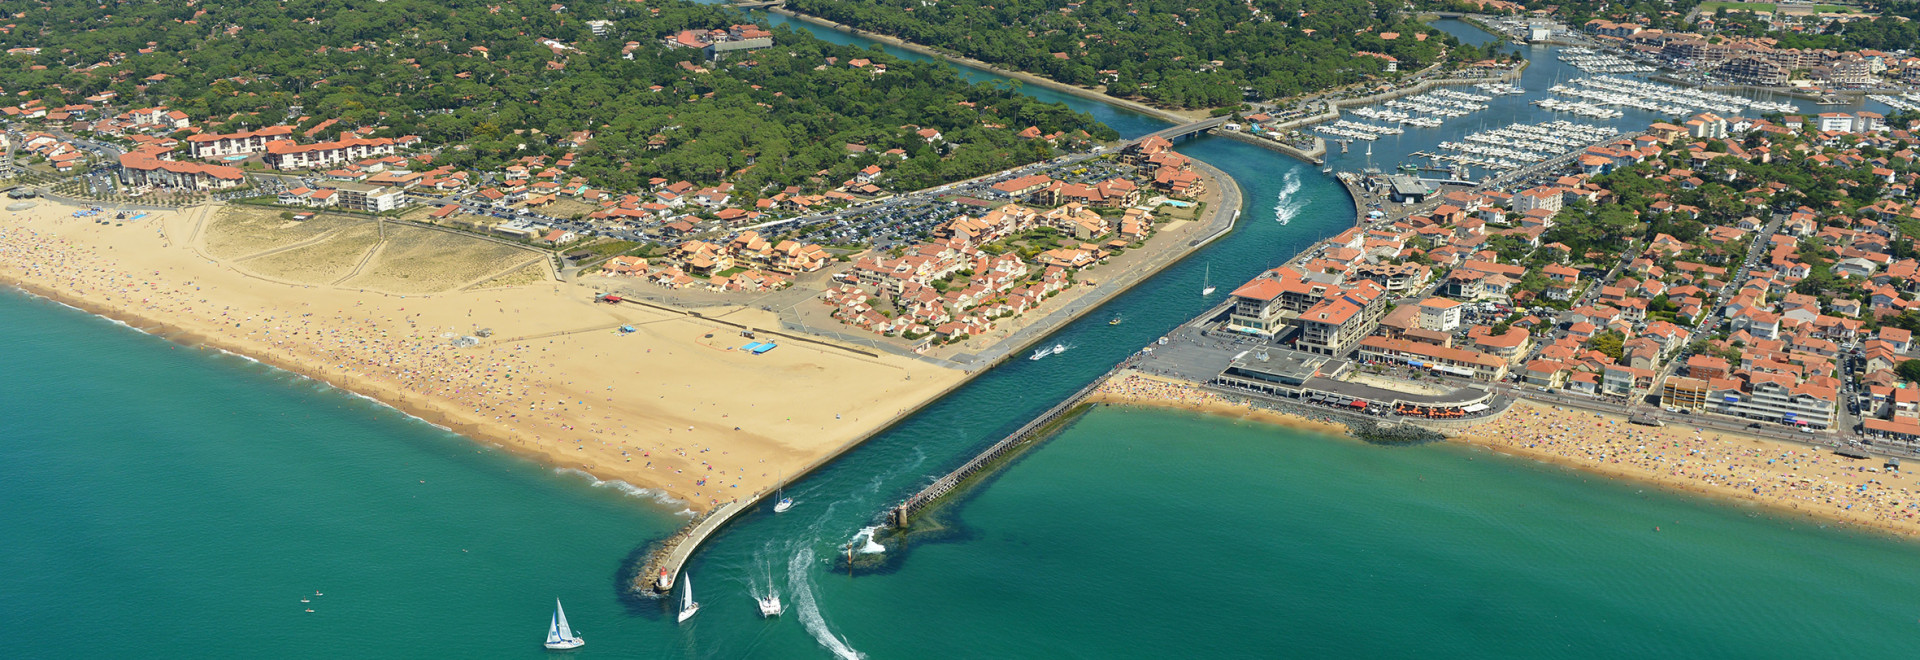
[221,155,248,162]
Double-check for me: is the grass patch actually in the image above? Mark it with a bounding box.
[473,261,552,289]
[203,207,368,260]
[243,222,383,283]
[344,225,539,294]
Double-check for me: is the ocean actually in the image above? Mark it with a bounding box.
[8,290,1920,658]
[3,14,1917,660]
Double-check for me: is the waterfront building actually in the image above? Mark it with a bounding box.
[1708,378,1838,429]
[1356,336,1509,381]
[1295,281,1389,356]
[1716,57,1788,86]
[1523,359,1568,388]
[1385,175,1430,204]
[331,181,407,212]
[1224,266,1340,336]
[117,151,246,190]
[1602,364,1657,397]
[1661,375,1712,411]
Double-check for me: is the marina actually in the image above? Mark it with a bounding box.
[1549,75,1799,117]
[1346,88,1496,129]
[1867,93,1920,113]
[1557,47,1656,74]
[1419,120,1618,176]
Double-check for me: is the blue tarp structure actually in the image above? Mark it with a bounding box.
[741,342,777,354]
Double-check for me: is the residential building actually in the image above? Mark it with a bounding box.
[1294,282,1389,356]
[1417,297,1464,332]
[186,126,294,159]
[117,151,246,190]
[266,137,398,170]
[332,181,406,212]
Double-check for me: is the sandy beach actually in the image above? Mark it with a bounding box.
[1089,370,1352,437]
[1097,372,1920,539]
[0,200,964,512]
[1459,399,1920,539]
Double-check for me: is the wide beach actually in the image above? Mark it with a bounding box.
[1097,371,1920,540]
[1459,399,1920,539]
[0,199,964,512]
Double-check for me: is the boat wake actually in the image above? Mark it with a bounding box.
[1273,168,1305,225]
[747,548,780,603]
[788,546,865,660]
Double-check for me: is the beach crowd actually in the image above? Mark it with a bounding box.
[0,214,763,510]
[1469,403,1920,537]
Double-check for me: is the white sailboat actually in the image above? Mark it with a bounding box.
[1201,263,1216,297]
[757,590,784,618]
[676,574,700,623]
[773,488,793,513]
[543,599,585,650]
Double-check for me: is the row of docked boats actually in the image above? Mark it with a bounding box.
[1315,119,1405,141]
[1532,98,1626,119]
[1347,88,1495,129]
[1431,120,1617,174]
[1557,48,1655,74]
[1554,75,1797,116]
[1472,82,1527,96]
[1868,93,1920,113]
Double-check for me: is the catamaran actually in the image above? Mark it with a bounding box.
[758,591,784,618]
[676,574,700,623]
[773,488,793,513]
[543,599,585,650]
[1201,263,1216,297]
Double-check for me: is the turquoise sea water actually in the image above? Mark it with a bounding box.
[5,14,1919,660]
